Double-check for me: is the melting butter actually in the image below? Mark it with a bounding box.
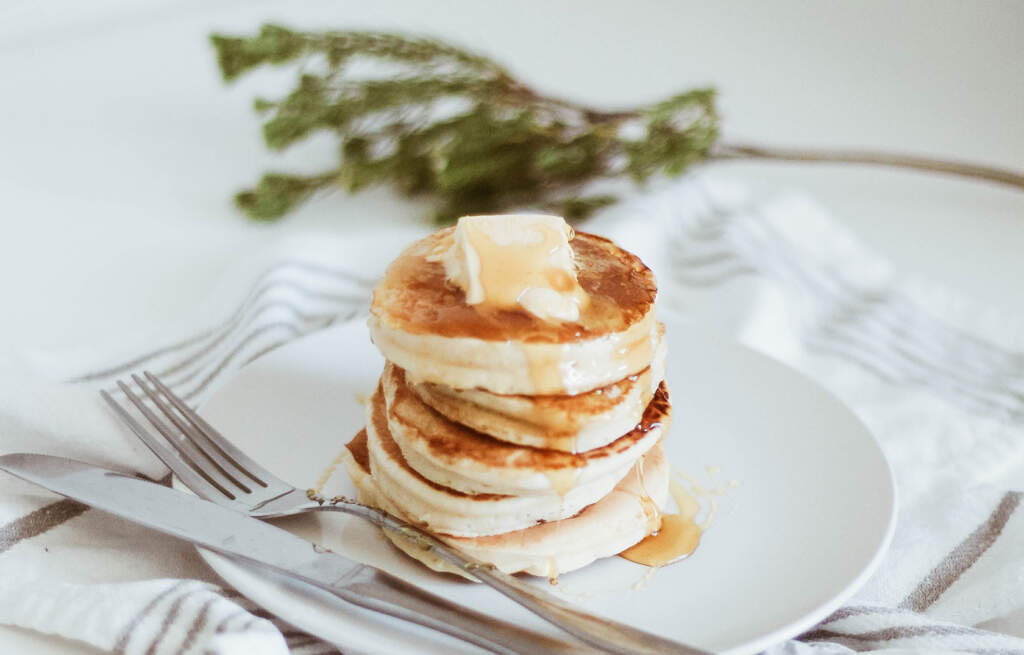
[430,214,588,322]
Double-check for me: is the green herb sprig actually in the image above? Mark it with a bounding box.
[212,24,1024,223]
[211,25,716,223]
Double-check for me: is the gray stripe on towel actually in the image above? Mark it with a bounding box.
[900,491,1023,612]
[0,498,88,555]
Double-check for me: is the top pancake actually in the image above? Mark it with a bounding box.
[371,228,657,343]
[369,229,660,395]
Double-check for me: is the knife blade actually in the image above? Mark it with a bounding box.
[0,453,590,655]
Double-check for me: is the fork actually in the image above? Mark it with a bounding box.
[102,371,708,655]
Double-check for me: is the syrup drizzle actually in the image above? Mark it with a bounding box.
[545,556,560,585]
[544,468,580,497]
[310,447,352,496]
[524,346,566,397]
[619,477,703,567]
[619,459,740,568]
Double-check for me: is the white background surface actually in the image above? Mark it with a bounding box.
[1,1,1022,653]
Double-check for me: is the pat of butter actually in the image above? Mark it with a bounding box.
[431,214,587,322]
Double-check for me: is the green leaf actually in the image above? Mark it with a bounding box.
[210,25,309,82]
[234,172,336,220]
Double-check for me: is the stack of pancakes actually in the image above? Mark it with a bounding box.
[344,228,671,577]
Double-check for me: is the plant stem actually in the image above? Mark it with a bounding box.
[713,142,1024,191]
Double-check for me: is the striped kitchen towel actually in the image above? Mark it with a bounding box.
[1,176,1023,653]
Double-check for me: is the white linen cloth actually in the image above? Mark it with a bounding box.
[1,177,1023,654]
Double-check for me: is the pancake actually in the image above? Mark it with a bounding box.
[363,388,633,537]
[382,362,670,496]
[408,326,667,452]
[344,431,670,577]
[369,229,659,395]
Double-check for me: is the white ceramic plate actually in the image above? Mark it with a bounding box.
[196,318,896,654]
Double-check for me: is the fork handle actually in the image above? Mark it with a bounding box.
[332,565,593,655]
[320,502,710,655]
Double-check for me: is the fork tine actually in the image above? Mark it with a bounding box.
[111,380,239,500]
[131,374,252,494]
[143,371,270,488]
[101,388,236,503]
